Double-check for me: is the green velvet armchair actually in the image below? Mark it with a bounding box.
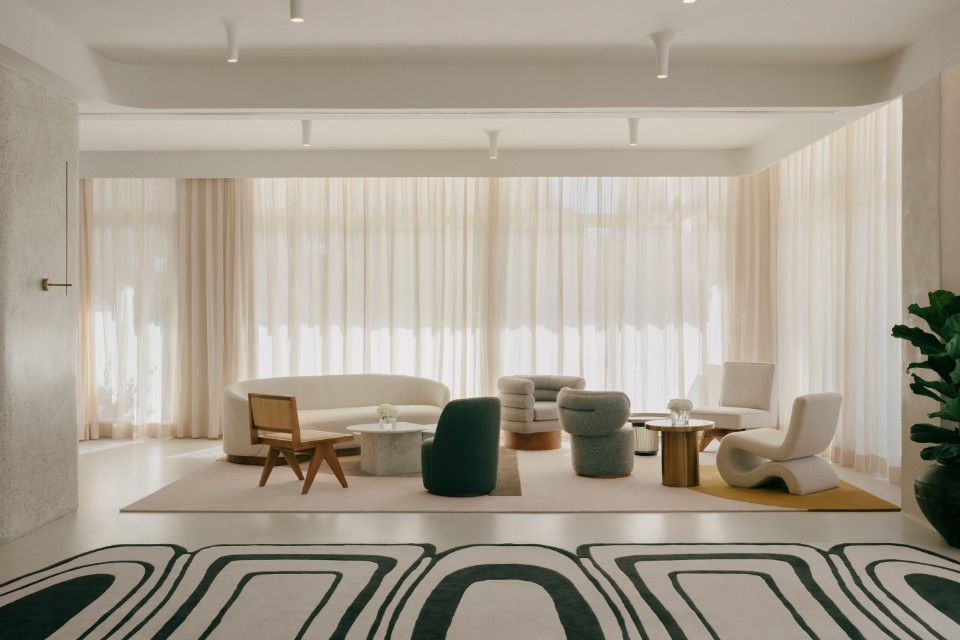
[421,397,501,496]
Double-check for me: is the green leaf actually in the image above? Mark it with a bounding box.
[910,378,948,403]
[931,443,960,463]
[912,376,959,397]
[910,423,960,444]
[947,295,960,318]
[927,356,960,384]
[892,325,945,355]
[947,335,960,361]
[943,315,960,341]
[909,301,948,334]
[930,397,960,422]
[929,290,957,313]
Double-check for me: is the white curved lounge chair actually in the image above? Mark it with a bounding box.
[690,361,778,452]
[716,392,842,496]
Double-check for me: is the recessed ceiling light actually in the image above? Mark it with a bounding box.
[290,0,305,23]
[627,118,639,146]
[486,130,500,160]
[650,32,674,79]
[223,21,239,63]
[301,120,312,147]
[683,0,696,4]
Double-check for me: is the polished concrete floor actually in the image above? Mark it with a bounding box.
[1,437,956,584]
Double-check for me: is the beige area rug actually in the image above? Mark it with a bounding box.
[692,466,900,511]
[121,448,891,514]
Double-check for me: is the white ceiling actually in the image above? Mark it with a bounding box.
[23,0,960,66]
[10,0,960,154]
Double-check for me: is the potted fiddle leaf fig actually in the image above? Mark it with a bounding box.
[892,289,960,547]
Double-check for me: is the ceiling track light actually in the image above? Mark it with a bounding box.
[290,0,305,23]
[486,130,500,160]
[627,118,639,147]
[301,119,312,147]
[223,20,239,63]
[650,31,674,79]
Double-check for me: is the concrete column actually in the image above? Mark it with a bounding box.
[0,64,79,544]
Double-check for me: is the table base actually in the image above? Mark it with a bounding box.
[660,431,701,487]
[358,431,423,475]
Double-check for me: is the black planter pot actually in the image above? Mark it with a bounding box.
[914,463,960,547]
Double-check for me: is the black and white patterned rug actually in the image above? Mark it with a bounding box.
[1,543,957,639]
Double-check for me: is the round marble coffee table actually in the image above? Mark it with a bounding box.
[347,422,427,475]
[644,419,714,487]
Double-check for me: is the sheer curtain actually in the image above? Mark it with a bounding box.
[79,178,252,439]
[775,99,902,482]
[248,178,494,398]
[79,178,179,439]
[496,177,730,410]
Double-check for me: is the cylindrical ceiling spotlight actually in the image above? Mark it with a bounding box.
[650,31,674,79]
[224,21,239,63]
[290,0,305,23]
[301,120,312,147]
[486,130,500,160]
[627,118,639,146]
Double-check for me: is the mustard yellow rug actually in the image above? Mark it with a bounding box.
[692,466,899,511]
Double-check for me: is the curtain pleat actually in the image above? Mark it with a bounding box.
[775,100,902,483]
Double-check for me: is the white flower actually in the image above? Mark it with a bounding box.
[667,398,693,412]
[377,403,399,418]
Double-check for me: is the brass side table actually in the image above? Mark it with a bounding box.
[627,414,665,456]
[644,419,714,487]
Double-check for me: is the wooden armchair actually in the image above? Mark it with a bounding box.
[248,393,353,494]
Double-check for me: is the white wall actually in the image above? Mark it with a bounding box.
[0,64,79,544]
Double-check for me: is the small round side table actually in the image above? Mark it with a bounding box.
[628,414,664,456]
[644,419,714,487]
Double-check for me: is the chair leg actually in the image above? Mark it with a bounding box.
[259,448,281,487]
[282,451,304,480]
[302,447,325,495]
[321,444,348,488]
[698,432,714,452]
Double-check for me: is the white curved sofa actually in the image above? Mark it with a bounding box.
[222,374,450,463]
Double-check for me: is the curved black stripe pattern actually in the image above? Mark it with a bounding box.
[613,552,872,640]
[152,554,398,639]
[668,570,817,639]
[905,574,960,626]
[197,570,345,639]
[0,573,115,640]
[411,564,607,639]
[864,559,960,640]
[1,543,957,639]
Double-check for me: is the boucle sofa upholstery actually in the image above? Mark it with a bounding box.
[222,374,450,462]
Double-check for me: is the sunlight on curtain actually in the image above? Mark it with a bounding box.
[79,178,179,438]
[248,178,493,398]
[776,99,902,483]
[497,177,729,410]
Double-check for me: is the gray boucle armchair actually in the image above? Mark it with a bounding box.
[497,375,586,450]
[558,389,634,478]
